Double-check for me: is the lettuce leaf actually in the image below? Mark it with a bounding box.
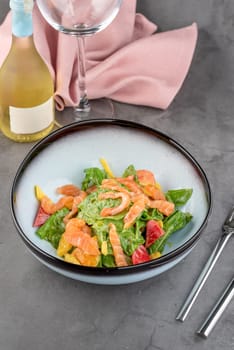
[165,188,193,207]
[140,208,164,222]
[122,164,137,180]
[36,208,69,248]
[120,228,145,256]
[101,255,116,268]
[148,210,193,254]
[81,167,107,191]
[78,189,125,225]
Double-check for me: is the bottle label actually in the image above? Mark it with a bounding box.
[9,97,54,134]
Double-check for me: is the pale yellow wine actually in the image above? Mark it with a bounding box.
[0,0,55,143]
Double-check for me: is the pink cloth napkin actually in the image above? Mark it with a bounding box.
[0,1,198,111]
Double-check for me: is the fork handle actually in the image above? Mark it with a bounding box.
[176,231,232,322]
[197,276,234,338]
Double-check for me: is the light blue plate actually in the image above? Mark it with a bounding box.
[11,119,212,285]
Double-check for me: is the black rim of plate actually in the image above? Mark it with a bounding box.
[10,119,212,277]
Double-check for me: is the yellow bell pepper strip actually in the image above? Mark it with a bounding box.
[64,253,80,265]
[57,235,73,257]
[34,185,46,201]
[150,251,161,260]
[99,158,115,178]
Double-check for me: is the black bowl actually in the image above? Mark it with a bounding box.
[11,119,212,284]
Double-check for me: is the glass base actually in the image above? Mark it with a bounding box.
[74,96,91,114]
[55,98,115,127]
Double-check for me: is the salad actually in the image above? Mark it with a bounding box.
[33,159,193,267]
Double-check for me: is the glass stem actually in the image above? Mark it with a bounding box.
[75,35,90,112]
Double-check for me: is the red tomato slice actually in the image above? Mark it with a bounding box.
[132,245,150,265]
[33,205,50,227]
[145,220,165,248]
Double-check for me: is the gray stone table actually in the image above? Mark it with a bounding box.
[0,1,234,349]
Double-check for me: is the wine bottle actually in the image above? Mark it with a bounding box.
[0,0,55,142]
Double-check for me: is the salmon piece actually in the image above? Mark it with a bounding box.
[63,218,100,256]
[99,191,131,217]
[136,170,165,200]
[86,185,98,194]
[73,248,100,267]
[41,195,74,215]
[63,191,87,224]
[64,217,91,237]
[56,184,81,196]
[149,200,175,216]
[64,231,99,256]
[136,169,156,185]
[116,176,142,195]
[63,219,100,266]
[101,179,130,195]
[109,223,128,267]
[124,195,146,229]
[143,184,166,200]
[102,179,119,186]
[63,218,99,256]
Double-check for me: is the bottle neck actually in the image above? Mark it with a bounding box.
[11,34,34,50]
[12,7,33,37]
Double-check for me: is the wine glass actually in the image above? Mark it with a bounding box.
[36,0,123,123]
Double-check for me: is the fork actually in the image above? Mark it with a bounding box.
[197,275,234,338]
[176,206,234,322]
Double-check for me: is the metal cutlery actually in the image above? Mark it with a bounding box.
[176,206,234,322]
[197,276,234,338]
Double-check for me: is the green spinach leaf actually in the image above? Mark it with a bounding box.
[81,167,107,191]
[165,188,193,207]
[122,164,138,180]
[36,208,69,248]
[148,210,193,254]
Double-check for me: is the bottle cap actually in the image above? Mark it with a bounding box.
[10,0,34,13]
